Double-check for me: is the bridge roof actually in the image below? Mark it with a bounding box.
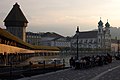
[0,28,59,51]
[33,45,59,51]
[0,28,32,47]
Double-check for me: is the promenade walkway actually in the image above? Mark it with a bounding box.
[18,60,120,80]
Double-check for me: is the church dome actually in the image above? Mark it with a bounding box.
[105,22,110,28]
[98,20,103,26]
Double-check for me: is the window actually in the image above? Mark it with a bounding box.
[91,40,93,43]
[99,39,100,42]
[86,40,88,43]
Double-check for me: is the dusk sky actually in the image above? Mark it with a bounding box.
[0,0,120,36]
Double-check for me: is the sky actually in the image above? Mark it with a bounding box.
[0,0,120,36]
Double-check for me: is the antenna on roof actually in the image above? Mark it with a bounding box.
[107,19,108,22]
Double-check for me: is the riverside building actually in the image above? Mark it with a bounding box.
[71,19,111,52]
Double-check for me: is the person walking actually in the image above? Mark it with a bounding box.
[69,57,74,68]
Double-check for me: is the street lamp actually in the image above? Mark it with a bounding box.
[76,32,79,60]
[118,39,119,55]
[75,26,79,60]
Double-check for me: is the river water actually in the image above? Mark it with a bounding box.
[20,54,72,67]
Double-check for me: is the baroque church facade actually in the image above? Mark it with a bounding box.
[71,19,111,52]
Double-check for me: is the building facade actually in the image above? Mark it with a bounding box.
[111,39,118,53]
[26,32,64,46]
[51,37,71,47]
[26,32,42,45]
[4,3,28,42]
[71,19,111,52]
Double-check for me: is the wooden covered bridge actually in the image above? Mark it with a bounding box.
[0,28,60,66]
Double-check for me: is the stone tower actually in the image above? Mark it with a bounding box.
[97,18,104,48]
[4,3,28,41]
[105,20,111,50]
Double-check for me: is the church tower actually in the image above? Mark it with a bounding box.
[105,20,111,50]
[105,20,110,35]
[4,3,28,42]
[97,18,104,48]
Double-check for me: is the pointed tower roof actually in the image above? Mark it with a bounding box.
[98,18,103,26]
[105,19,110,28]
[4,3,28,23]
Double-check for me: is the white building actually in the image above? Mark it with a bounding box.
[26,32,64,46]
[51,37,71,47]
[40,32,63,46]
[71,19,111,52]
[26,32,42,45]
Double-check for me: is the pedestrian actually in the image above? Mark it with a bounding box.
[69,57,74,68]
[107,53,112,63]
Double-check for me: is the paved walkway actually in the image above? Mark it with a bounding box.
[18,60,120,80]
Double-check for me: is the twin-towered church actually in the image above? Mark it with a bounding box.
[72,19,111,51]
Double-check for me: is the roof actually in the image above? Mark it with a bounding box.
[33,45,59,51]
[52,36,71,42]
[41,32,63,38]
[73,31,98,39]
[105,22,110,28]
[0,28,32,48]
[52,36,64,41]
[4,3,28,23]
[0,28,59,51]
[98,20,103,26]
[26,32,41,36]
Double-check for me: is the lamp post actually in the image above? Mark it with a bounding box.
[76,33,79,60]
[118,39,119,55]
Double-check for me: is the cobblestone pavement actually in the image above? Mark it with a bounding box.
[18,60,120,80]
